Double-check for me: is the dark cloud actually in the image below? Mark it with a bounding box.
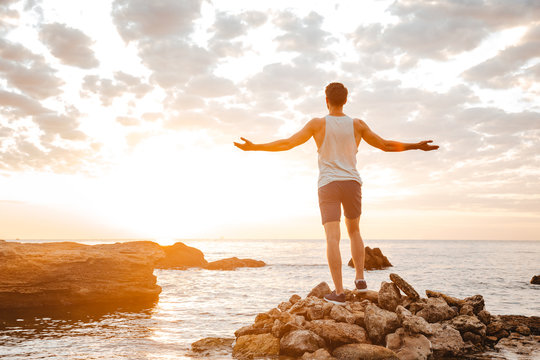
[39,23,99,69]
[0,38,63,99]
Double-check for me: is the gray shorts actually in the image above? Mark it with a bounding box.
[318,180,362,224]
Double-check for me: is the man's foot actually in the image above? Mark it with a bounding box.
[355,279,368,292]
[324,290,346,306]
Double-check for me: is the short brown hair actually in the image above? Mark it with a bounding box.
[325,82,348,106]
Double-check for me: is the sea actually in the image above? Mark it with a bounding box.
[0,239,538,359]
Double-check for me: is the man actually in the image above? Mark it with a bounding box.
[234,82,439,305]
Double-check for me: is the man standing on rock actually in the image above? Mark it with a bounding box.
[234,82,439,305]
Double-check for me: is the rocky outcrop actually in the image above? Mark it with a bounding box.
[232,333,279,359]
[223,273,540,359]
[190,337,234,356]
[347,246,392,270]
[530,275,540,284]
[155,241,207,268]
[0,240,164,309]
[204,257,265,270]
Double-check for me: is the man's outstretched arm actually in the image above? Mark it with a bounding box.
[358,119,439,152]
[234,120,315,151]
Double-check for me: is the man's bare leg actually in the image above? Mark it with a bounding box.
[324,221,344,294]
[345,216,365,281]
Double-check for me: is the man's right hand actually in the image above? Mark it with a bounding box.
[234,137,255,151]
[417,140,439,151]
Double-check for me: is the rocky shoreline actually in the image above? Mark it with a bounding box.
[0,240,265,309]
[192,274,540,359]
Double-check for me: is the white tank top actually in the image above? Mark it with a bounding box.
[317,115,362,188]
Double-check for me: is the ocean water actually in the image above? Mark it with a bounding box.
[0,239,538,359]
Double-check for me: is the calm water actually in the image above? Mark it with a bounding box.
[0,239,539,359]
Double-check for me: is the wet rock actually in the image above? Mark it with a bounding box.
[280,329,326,357]
[332,343,399,360]
[427,323,464,358]
[425,289,465,307]
[0,240,164,309]
[494,333,540,358]
[530,275,540,284]
[347,246,392,270]
[449,315,487,337]
[389,274,419,300]
[191,337,233,355]
[204,257,265,270]
[378,282,401,312]
[463,295,485,315]
[306,319,369,347]
[515,325,531,336]
[232,333,280,359]
[395,305,434,336]
[477,309,491,325]
[330,304,355,324]
[301,348,336,360]
[385,327,432,360]
[156,241,207,268]
[364,303,400,344]
[416,297,456,323]
[308,282,332,298]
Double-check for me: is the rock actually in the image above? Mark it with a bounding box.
[406,299,427,314]
[330,304,355,324]
[416,297,456,323]
[477,309,491,325]
[515,325,531,336]
[364,303,400,344]
[232,333,280,359]
[323,301,334,316]
[307,304,325,321]
[278,301,292,312]
[290,294,302,304]
[378,282,401,312]
[280,329,326,357]
[347,246,392,270]
[425,289,465,307]
[459,304,475,316]
[463,294,485,315]
[156,241,206,268]
[332,343,399,360]
[498,314,540,335]
[427,323,464,358]
[0,240,164,309]
[462,331,483,344]
[385,327,432,360]
[204,257,265,270]
[530,275,540,284]
[449,315,487,337]
[389,274,419,300]
[234,324,271,337]
[191,337,233,354]
[354,290,379,304]
[306,319,369,346]
[301,348,336,360]
[494,333,540,358]
[395,305,434,335]
[308,282,332,298]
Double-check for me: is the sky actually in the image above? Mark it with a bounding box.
[0,0,539,241]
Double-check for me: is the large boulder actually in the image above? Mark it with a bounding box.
[427,323,464,358]
[395,305,434,336]
[364,304,400,344]
[306,319,369,347]
[332,343,399,360]
[155,241,207,268]
[204,257,265,270]
[531,275,540,284]
[280,329,326,357]
[308,282,332,298]
[0,240,164,309]
[233,333,279,358]
[347,247,392,270]
[416,297,456,323]
[378,282,401,312]
[385,327,432,360]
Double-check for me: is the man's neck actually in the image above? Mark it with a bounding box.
[328,106,345,116]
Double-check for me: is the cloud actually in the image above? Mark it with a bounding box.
[39,23,99,69]
[462,24,540,88]
[0,38,63,99]
[81,72,151,105]
[0,89,49,116]
[186,74,236,98]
